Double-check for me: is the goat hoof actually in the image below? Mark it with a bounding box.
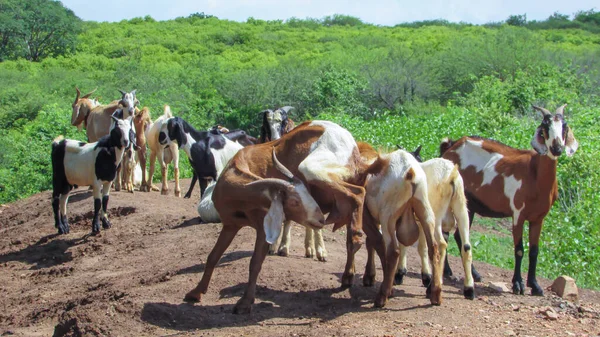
[341,273,354,288]
[426,284,432,299]
[183,293,201,303]
[277,247,289,257]
[421,273,432,288]
[101,218,112,229]
[161,188,169,195]
[175,190,181,197]
[529,282,544,296]
[374,293,387,308]
[512,280,525,295]
[443,266,453,279]
[394,268,407,285]
[429,286,442,306]
[472,267,483,282]
[464,286,475,300]
[363,274,375,287]
[151,185,160,192]
[233,299,253,314]
[317,254,327,262]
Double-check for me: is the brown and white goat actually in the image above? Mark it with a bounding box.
[145,106,180,196]
[360,149,445,307]
[184,120,372,314]
[441,104,578,296]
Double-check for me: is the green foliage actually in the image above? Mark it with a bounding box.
[0,0,82,61]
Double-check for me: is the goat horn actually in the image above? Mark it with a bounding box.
[74,87,81,105]
[244,178,293,193]
[532,105,552,117]
[118,89,127,96]
[555,104,567,116]
[81,87,97,99]
[272,148,294,181]
[279,106,295,114]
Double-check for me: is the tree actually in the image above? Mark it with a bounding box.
[506,14,527,26]
[0,0,81,62]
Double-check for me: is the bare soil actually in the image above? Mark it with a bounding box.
[1,179,599,337]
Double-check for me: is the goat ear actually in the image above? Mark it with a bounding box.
[564,126,578,157]
[414,145,422,156]
[531,126,548,155]
[118,89,126,96]
[131,89,137,97]
[174,120,187,148]
[263,193,284,244]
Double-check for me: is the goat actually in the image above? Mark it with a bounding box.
[51,116,135,234]
[259,106,295,143]
[391,146,474,300]
[440,104,578,296]
[120,145,142,193]
[184,120,373,314]
[145,106,181,196]
[176,124,256,199]
[258,107,327,261]
[71,88,138,142]
[132,107,152,192]
[159,117,244,199]
[362,149,445,307]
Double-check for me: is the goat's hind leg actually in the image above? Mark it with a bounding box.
[234,227,270,314]
[91,184,103,234]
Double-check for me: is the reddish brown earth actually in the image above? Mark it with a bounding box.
[1,179,599,337]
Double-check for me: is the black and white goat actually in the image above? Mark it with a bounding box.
[259,106,295,143]
[51,116,135,234]
[158,117,244,199]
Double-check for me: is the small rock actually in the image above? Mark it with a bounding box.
[488,281,510,293]
[504,329,516,336]
[511,304,521,312]
[550,275,578,301]
[425,322,434,327]
[539,307,558,320]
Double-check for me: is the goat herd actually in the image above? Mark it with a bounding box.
[50,87,579,314]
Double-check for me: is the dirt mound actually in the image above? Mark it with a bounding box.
[1,180,599,336]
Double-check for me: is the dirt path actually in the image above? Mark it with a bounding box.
[1,181,599,337]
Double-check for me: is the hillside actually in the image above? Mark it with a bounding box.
[1,180,599,336]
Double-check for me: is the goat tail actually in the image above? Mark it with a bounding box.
[447,164,461,198]
[440,137,456,156]
[163,105,173,118]
[52,135,65,146]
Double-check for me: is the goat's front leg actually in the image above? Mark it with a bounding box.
[144,150,160,192]
[172,147,181,197]
[184,225,241,303]
[184,173,198,199]
[114,165,122,191]
[275,220,292,256]
[511,218,526,295]
[139,148,148,192]
[91,184,103,234]
[417,225,433,288]
[233,228,269,314]
[160,157,169,195]
[313,228,327,262]
[101,182,112,230]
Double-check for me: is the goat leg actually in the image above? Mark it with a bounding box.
[233,228,269,314]
[184,225,240,302]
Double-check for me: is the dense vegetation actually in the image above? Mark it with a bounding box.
[0,6,599,289]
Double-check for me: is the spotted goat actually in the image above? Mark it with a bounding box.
[51,116,135,234]
[440,104,578,296]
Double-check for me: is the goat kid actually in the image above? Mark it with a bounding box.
[441,104,578,296]
[52,116,135,234]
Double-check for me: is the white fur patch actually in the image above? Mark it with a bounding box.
[264,195,285,244]
[455,139,503,186]
[503,174,524,224]
[210,138,243,177]
[298,121,355,182]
